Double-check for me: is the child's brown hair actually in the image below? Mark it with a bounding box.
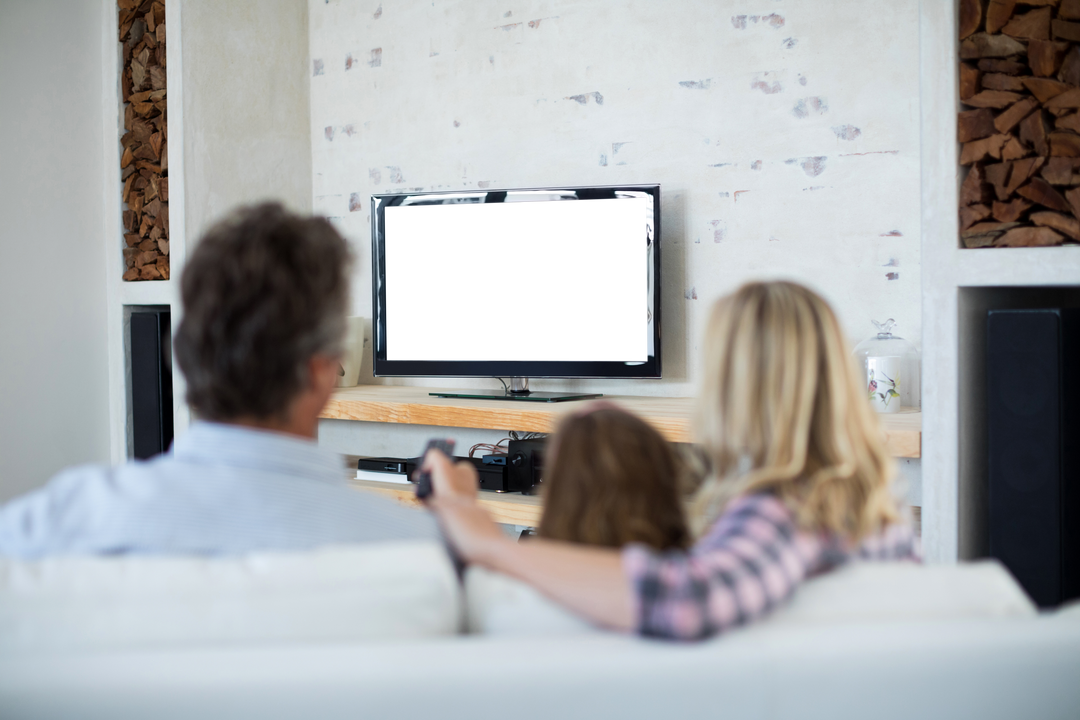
[538,404,689,551]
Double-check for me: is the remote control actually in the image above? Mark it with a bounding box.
[415,438,455,500]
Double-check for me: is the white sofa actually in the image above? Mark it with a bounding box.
[1,541,1078,720]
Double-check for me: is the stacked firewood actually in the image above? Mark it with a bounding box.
[959,0,1080,248]
[119,0,169,280]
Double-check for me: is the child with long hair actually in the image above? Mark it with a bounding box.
[538,403,689,552]
[424,280,918,640]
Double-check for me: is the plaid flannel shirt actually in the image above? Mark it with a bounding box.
[622,493,920,640]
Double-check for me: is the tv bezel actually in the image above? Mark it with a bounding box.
[370,183,661,380]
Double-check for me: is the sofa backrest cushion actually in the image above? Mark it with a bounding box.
[0,540,461,653]
[465,560,1036,636]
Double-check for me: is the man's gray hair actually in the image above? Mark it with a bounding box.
[174,203,353,421]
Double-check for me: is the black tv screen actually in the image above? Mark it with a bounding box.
[370,184,660,380]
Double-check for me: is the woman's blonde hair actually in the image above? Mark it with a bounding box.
[691,281,899,540]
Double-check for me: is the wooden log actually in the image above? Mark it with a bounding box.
[961,165,994,205]
[962,136,999,164]
[137,238,156,252]
[1052,19,1080,42]
[122,174,135,203]
[965,90,1025,108]
[140,265,163,281]
[1056,112,1080,133]
[122,211,135,233]
[992,197,1032,221]
[1045,87,1080,114]
[135,250,158,267]
[960,63,982,100]
[962,203,993,229]
[159,264,170,281]
[994,226,1065,246]
[982,73,1027,91]
[160,177,168,202]
[960,0,983,39]
[143,198,162,218]
[994,97,1040,132]
[1041,156,1080,183]
[1003,7,1052,40]
[123,267,141,282]
[1020,110,1049,155]
[149,131,162,159]
[960,108,997,141]
[131,117,153,143]
[978,58,1029,74]
[1021,76,1071,102]
[120,145,134,169]
[157,238,170,256]
[1062,0,1080,20]
[961,221,1020,247]
[1007,156,1047,196]
[985,161,1013,199]
[160,141,168,172]
[124,233,141,248]
[1029,39,1071,76]
[132,143,157,161]
[1002,134,1031,159]
[1058,46,1080,85]
[987,0,1019,34]
[149,65,165,91]
[962,33,1028,59]
[1031,210,1080,239]
[1049,130,1080,155]
[1017,176,1073,211]
[1064,185,1080,216]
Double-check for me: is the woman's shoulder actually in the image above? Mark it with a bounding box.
[695,492,799,551]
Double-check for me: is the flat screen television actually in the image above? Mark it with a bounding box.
[370,184,660,402]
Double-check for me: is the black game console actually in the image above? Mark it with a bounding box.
[356,454,527,493]
[507,439,546,495]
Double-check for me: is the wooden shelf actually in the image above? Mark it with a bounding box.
[323,385,921,458]
[350,478,543,526]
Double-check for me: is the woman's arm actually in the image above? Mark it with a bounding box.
[423,450,635,631]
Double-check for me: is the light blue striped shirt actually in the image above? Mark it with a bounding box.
[0,422,438,557]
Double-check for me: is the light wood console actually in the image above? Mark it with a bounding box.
[332,386,921,527]
[323,385,921,457]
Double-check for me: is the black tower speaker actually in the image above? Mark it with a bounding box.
[130,309,173,459]
[987,308,1079,607]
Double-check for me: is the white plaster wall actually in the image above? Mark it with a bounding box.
[0,1,112,501]
[309,0,922,392]
[309,0,924,484]
[181,0,313,245]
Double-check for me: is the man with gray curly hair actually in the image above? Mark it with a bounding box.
[0,203,436,556]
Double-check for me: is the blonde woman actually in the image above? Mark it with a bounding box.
[424,281,919,640]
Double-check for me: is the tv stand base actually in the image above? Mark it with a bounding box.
[428,390,603,403]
